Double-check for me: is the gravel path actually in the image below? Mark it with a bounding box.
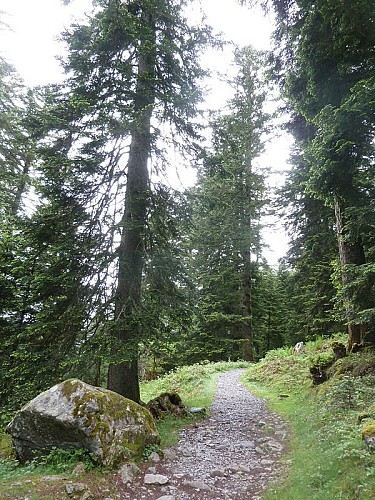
[121,369,288,499]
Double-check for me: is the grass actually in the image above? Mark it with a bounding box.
[2,347,374,499]
[243,334,375,500]
[141,360,250,446]
[0,360,249,496]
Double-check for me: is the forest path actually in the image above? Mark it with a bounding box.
[122,369,288,499]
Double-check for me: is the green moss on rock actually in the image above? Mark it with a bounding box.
[362,421,375,438]
[7,379,160,467]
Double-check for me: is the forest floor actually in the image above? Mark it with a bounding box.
[1,369,288,499]
[2,342,375,499]
[115,368,288,499]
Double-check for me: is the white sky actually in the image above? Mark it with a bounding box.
[0,0,292,265]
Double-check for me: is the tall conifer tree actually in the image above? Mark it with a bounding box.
[243,0,375,347]
[37,0,214,401]
[190,47,268,361]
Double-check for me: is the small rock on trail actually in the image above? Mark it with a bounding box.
[121,369,288,499]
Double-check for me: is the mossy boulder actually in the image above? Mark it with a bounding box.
[6,379,159,467]
[362,421,375,450]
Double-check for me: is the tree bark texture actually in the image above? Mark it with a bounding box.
[242,248,255,361]
[107,11,155,402]
[334,195,367,350]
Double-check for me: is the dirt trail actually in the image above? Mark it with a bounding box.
[122,369,288,499]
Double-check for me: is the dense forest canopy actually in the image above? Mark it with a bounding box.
[0,0,374,417]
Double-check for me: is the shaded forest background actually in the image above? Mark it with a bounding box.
[0,0,374,420]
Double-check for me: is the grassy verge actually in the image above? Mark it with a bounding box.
[141,360,249,447]
[242,335,375,500]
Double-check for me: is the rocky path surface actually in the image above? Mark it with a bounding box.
[120,369,288,499]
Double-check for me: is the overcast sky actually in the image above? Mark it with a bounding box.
[0,0,272,84]
[0,0,291,265]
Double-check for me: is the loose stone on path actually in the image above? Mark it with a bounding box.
[144,474,170,485]
[122,369,288,499]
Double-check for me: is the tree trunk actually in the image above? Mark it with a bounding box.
[107,11,155,402]
[242,248,255,361]
[334,195,367,350]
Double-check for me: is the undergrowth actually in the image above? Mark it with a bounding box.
[243,333,375,500]
[0,447,96,482]
[141,360,249,406]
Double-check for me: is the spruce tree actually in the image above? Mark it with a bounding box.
[244,0,375,347]
[35,0,215,401]
[189,47,268,361]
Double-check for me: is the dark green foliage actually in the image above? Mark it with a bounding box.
[251,265,287,353]
[37,447,96,472]
[277,144,341,341]
[0,60,35,216]
[263,0,375,346]
[1,0,217,410]
[139,186,195,375]
[0,72,117,418]
[184,47,274,362]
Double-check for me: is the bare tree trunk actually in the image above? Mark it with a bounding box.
[334,195,366,350]
[242,248,255,361]
[11,150,34,216]
[107,11,155,402]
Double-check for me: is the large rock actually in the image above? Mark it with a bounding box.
[6,379,160,467]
